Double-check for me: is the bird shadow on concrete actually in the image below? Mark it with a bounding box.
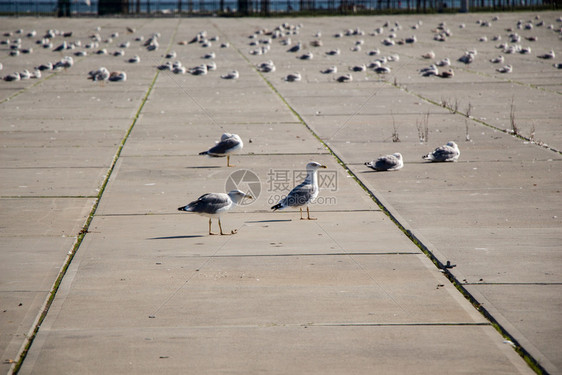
[184,166,223,169]
[245,219,293,223]
[147,235,204,240]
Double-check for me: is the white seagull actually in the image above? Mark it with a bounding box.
[365,153,404,171]
[178,189,252,235]
[199,133,243,167]
[221,70,239,79]
[271,162,327,220]
[423,141,460,162]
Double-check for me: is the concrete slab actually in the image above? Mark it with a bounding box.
[20,325,532,375]
[0,167,106,197]
[0,198,95,237]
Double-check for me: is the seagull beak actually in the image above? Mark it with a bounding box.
[320,165,327,169]
[245,194,254,200]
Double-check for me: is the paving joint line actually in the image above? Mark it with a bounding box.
[241,48,548,375]
[8,19,182,375]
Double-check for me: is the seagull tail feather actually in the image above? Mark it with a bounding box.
[271,203,283,211]
[199,151,208,155]
[178,205,191,211]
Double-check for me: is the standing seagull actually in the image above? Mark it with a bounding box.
[422,141,460,162]
[199,133,243,167]
[365,153,403,171]
[178,189,252,235]
[271,162,327,220]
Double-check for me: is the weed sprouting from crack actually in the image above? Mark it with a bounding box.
[510,96,519,136]
[529,123,536,142]
[465,120,471,142]
[416,111,430,143]
[466,102,473,118]
[391,112,400,143]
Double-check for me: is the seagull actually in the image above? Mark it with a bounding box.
[538,50,555,59]
[127,55,140,63]
[199,133,243,167]
[298,51,313,60]
[458,51,476,64]
[221,70,239,79]
[271,162,327,220]
[109,71,127,81]
[420,64,439,76]
[490,55,504,63]
[350,64,366,72]
[336,73,352,82]
[422,51,436,59]
[284,72,301,82]
[423,141,460,162]
[439,69,454,78]
[178,189,252,235]
[436,58,451,67]
[325,48,340,55]
[287,41,302,53]
[496,64,512,73]
[157,62,172,71]
[189,64,208,76]
[365,153,403,171]
[374,66,391,74]
[257,60,275,72]
[321,66,337,74]
[3,72,20,81]
[88,67,109,81]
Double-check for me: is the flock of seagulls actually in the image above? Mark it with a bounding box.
[1,15,559,235]
[0,26,137,82]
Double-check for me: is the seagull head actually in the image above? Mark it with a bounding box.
[446,141,458,149]
[306,162,327,171]
[228,189,253,204]
[392,153,403,160]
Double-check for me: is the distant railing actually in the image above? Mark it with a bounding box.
[0,0,556,17]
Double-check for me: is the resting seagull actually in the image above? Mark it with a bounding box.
[423,141,460,162]
[271,162,327,220]
[199,133,243,167]
[178,189,252,235]
[365,153,403,171]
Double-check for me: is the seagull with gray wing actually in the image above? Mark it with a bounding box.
[199,133,243,167]
[271,162,327,220]
[365,153,403,171]
[423,141,460,162]
[178,189,252,235]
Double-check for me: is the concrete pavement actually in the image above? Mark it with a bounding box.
[0,12,560,374]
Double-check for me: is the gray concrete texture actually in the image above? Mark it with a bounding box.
[0,11,560,375]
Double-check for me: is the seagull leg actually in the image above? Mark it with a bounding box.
[306,206,317,220]
[227,155,235,167]
[209,218,217,235]
[299,207,304,220]
[218,218,237,235]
